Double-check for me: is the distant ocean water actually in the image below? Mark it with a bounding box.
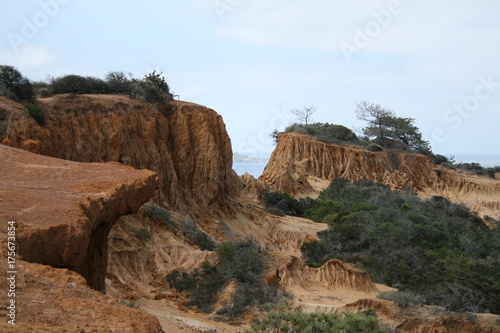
[451,154,500,167]
[233,162,268,178]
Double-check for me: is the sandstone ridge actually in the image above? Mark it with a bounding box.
[0,144,160,291]
[1,95,241,217]
[260,133,500,219]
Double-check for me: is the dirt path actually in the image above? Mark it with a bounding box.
[140,299,247,333]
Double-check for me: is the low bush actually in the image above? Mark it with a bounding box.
[27,70,173,103]
[25,103,45,126]
[130,71,172,103]
[433,154,456,166]
[284,122,359,144]
[180,217,216,251]
[263,191,314,217]
[246,305,387,333]
[368,143,383,151]
[105,71,133,94]
[141,202,175,227]
[378,291,425,308]
[166,239,286,319]
[0,109,8,135]
[123,219,151,242]
[486,168,496,179]
[0,65,35,101]
[50,74,109,94]
[451,162,498,178]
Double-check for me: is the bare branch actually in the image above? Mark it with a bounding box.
[291,105,317,125]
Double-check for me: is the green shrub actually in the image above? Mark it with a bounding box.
[263,191,313,217]
[0,65,35,101]
[25,103,45,126]
[0,109,7,135]
[166,239,285,319]
[433,154,451,165]
[266,206,286,216]
[0,68,174,103]
[123,220,151,242]
[378,291,425,308]
[304,200,341,222]
[105,71,133,94]
[131,71,172,103]
[180,217,216,251]
[284,122,359,144]
[246,305,387,333]
[37,87,52,98]
[141,202,175,227]
[217,240,264,284]
[368,143,383,151]
[50,74,109,94]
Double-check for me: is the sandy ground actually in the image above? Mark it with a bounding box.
[139,299,247,333]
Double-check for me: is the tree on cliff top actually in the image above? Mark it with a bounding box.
[356,101,432,155]
[355,101,394,142]
[292,105,317,125]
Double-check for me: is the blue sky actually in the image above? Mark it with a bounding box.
[1,0,499,156]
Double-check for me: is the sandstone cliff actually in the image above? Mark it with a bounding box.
[0,95,241,217]
[0,144,162,331]
[260,133,500,219]
[0,144,160,291]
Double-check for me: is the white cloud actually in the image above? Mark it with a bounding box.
[0,44,60,70]
[214,0,500,62]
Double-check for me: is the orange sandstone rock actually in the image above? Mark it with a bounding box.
[0,144,160,292]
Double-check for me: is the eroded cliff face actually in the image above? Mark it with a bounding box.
[279,257,377,293]
[0,144,160,292]
[260,133,500,219]
[0,144,162,331]
[0,95,241,217]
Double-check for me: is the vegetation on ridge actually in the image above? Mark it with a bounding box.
[273,101,432,157]
[273,103,499,180]
[0,65,173,103]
